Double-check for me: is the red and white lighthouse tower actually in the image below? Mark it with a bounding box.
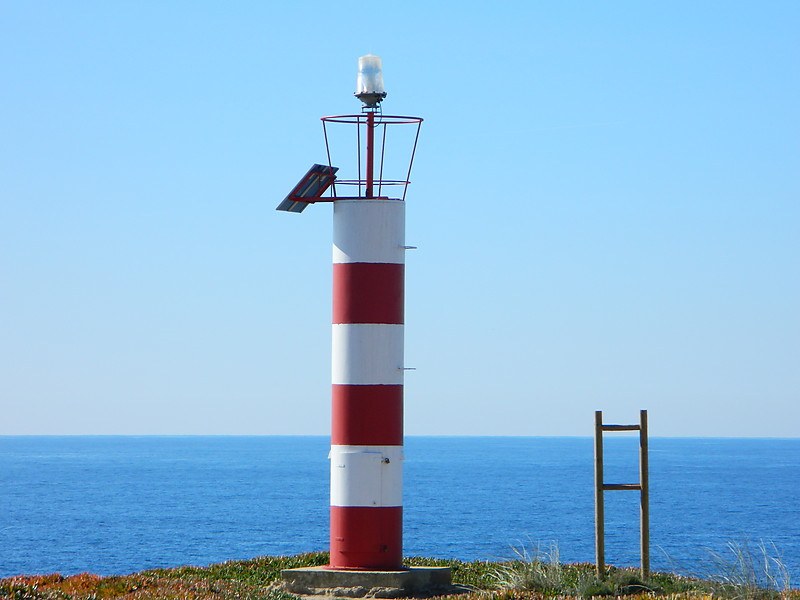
[330,196,405,569]
[278,55,422,572]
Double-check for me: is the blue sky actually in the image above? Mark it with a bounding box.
[1,1,798,436]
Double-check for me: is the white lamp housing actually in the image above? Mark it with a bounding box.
[355,54,387,107]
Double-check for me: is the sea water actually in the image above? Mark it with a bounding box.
[1,436,798,581]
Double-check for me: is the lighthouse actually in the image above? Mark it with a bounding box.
[278,56,431,578]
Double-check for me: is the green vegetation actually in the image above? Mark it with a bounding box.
[702,541,794,600]
[1,549,796,600]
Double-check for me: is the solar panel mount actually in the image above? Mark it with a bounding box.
[276,164,339,213]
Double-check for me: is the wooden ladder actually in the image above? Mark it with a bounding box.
[594,409,650,579]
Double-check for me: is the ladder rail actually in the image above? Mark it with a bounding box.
[594,410,650,580]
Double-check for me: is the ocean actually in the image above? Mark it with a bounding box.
[1,436,798,582]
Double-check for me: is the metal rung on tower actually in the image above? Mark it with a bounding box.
[594,409,650,579]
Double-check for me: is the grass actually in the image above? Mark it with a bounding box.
[487,543,693,598]
[1,549,797,600]
[703,541,793,599]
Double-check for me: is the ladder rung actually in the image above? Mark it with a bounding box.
[601,424,640,431]
[603,483,641,491]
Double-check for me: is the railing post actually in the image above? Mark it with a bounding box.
[639,409,650,579]
[594,410,605,579]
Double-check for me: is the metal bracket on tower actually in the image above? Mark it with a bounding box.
[276,164,339,213]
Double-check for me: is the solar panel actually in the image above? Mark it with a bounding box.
[276,164,339,213]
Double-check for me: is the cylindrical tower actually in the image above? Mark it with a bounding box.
[330,199,405,569]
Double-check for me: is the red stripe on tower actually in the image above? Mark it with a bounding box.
[330,506,403,570]
[330,199,405,570]
[332,263,404,324]
[332,385,403,446]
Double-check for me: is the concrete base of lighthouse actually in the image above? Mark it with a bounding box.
[281,566,454,598]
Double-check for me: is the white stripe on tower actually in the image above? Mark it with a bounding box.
[330,199,405,570]
[332,325,404,385]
